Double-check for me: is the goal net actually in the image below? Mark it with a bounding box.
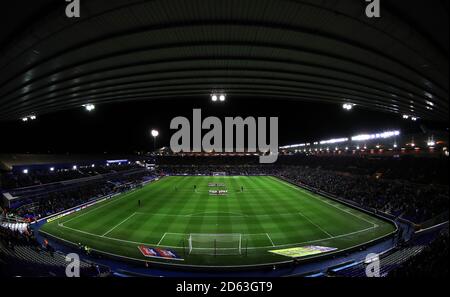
[188,233,242,255]
[212,172,227,176]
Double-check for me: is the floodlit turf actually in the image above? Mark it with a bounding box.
[40,176,396,267]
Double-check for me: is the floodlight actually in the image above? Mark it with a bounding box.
[83,104,95,112]
[343,103,354,110]
[151,129,159,137]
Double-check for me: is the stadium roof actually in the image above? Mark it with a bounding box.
[0,0,448,122]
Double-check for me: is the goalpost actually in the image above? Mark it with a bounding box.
[188,233,242,255]
[212,172,227,176]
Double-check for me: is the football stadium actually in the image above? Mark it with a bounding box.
[0,0,448,284]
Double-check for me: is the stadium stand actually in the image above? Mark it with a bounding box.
[329,224,448,277]
[1,154,448,277]
[0,224,110,277]
[1,164,155,221]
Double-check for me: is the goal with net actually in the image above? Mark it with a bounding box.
[188,233,242,255]
[212,172,227,176]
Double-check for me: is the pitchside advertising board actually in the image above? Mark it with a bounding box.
[138,245,183,261]
[42,195,116,223]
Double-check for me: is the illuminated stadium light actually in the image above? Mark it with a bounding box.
[21,115,37,122]
[320,138,348,145]
[107,159,128,164]
[280,143,307,149]
[211,92,226,102]
[151,129,159,137]
[342,103,354,110]
[22,169,29,174]
[351,130,400,142]
[83,104,96,112]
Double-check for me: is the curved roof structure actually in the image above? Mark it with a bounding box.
[0,0,448,121]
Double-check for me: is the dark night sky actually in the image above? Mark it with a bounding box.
[0,97,433,154]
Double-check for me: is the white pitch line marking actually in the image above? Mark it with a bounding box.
[298,211,334,238]
[157,233,167,245]
[101,212,137,237]
[266,233,275,247]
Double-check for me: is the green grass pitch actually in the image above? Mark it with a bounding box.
[40,176,396,267]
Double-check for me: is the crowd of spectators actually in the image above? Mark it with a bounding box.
[1,167,153,221]
[158,154,449,185]
[275,166,448,223]
[0,163,144,190]
[0,224,109,277]
[0,223,41,253]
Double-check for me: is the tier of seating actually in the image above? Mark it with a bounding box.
[0,225,110,277]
